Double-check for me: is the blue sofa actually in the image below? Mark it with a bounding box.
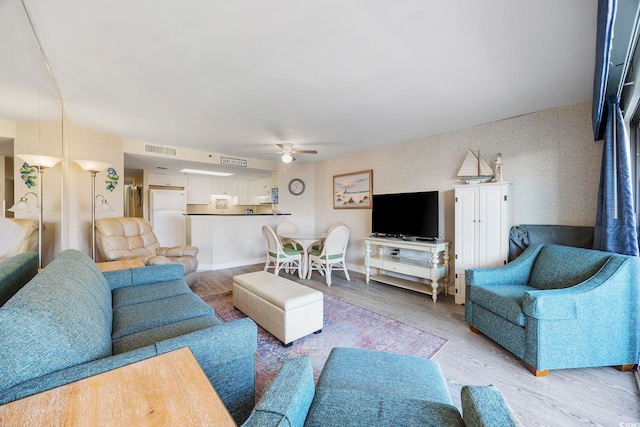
[242,347,520,427]
[0,249,257,423]
[0,252,38,306]
[465,243,640,376]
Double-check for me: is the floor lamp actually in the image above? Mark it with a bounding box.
[75,160,112,261]
[14,154,62,269]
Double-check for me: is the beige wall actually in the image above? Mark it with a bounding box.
[292,100,601,275]
[276,163,316,232]
[1,100,603,269]
[66,122,124,255]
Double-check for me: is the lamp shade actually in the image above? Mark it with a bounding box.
[281,153,293,163]
[75,159,111,173]
[96,195,114,211]
[7,197,32,213]
[16,154,62,168]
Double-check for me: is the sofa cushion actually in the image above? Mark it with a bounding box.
[529,244,611,290]
[0,252,113,391]
[306,391,463,426]
[308,348,463,426]
[112,314,222,354]
[112,279,190,308]
[467,284,535,326]
[313,347,452,403]
[112,293,214,339]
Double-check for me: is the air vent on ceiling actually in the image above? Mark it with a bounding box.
[144,144,177,156]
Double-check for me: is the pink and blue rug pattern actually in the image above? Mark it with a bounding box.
[204,292,448,399]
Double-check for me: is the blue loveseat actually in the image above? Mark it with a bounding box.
[242,347,520,427]
[465,243,640,376]
[0,249,257,423]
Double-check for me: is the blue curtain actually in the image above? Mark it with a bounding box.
[593,97,640,256]
[592,0,616,141]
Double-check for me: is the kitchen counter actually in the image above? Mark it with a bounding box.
[186,213,291,216]
[186,214,293,270]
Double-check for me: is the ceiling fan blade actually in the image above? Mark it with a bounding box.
[291,154,297,161]
[292,150,318,154]
[276,143,286,150]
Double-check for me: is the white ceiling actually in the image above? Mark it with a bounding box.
[4,0,597,166]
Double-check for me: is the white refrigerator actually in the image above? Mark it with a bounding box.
[149,189,187,247]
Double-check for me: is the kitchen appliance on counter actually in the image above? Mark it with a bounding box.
[149,189,187,247]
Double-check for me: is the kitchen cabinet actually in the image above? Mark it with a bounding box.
[148,173,187,187]
[248,177,274,204]
[236,181,248,205]
[211,177,225,195]
[210,178,238,196]
[186,175,212,204]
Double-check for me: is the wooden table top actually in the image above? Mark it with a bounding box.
[96,258,146,272]
[0,347,236,427]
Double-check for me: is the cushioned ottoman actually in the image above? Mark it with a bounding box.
[233,271,323,346]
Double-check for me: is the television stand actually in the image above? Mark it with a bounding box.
[364,237,450,302]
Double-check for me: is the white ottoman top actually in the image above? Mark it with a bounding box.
[233,271,323,311]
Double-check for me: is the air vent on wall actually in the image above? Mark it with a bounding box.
[144,144,177,156]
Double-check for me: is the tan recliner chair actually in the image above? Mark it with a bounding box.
[0,218,39,262]
[95,217,199,285]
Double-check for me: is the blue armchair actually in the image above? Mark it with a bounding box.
[465,244,640,376]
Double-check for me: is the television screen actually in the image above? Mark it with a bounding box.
[371,191,439,240]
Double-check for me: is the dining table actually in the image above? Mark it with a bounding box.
[280,231,328,278]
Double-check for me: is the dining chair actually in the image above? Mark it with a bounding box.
[309,221,346,252]
[276,222,302,250]
[307,224,350,286]
[262,225,303,278]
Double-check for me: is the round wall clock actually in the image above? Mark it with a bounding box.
[288,178,305,195]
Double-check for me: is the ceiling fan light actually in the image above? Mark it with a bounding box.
[282,153,293,163]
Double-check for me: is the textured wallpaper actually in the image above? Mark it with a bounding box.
[307,100,602,274]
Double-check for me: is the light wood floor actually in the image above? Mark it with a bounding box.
[193,265,640,426]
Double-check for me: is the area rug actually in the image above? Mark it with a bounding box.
[203,292,448,400]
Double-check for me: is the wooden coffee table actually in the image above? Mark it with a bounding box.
[96,258,146,272]
[0,347,236,426]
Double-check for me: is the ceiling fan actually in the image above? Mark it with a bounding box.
[275,143,318,163]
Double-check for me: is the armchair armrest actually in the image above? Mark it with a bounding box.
[157,246,199,257]
[155,317,257,365]
[466,244,543,288]
[461,385,520,427]
[523,255,637,320]
[242,357,315,427]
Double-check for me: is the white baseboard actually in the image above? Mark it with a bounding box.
[198,257,265,271]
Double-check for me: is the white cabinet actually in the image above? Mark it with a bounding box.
[364,237,450,302]
[187,175,212,204]
[248,177,274,204]
[224,179,237,196]
[454,182,512,304]
[210,178,237,196]
[236,181,248,205]
[211,177,225,195]
[148,173,187,187]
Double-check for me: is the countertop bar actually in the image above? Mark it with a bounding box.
[186,213,291,216]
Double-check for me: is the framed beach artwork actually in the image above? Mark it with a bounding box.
[333,170,373,209]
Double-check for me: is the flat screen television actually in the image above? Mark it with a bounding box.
[371,191,439,240]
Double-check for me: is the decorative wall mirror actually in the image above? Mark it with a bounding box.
[0,1,64,266]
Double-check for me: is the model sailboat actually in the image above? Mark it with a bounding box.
[457,149,494,184]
